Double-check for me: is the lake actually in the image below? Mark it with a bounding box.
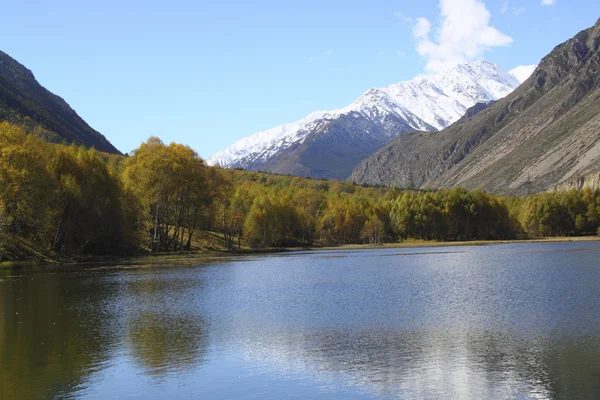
[1,241,600,399]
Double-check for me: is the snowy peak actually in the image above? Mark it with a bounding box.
[509,65,538,84]
[382,60,519,130]
[208,61,523,169]
[208,110,330,167]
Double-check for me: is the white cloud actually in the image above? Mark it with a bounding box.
[393,12,413,24]
[501,1,509,14]
[541,0,555,5]
[413,0,513,72]
[513,6,525,15]
[413,18,431,38]
[308,56,318,61]
[325,50,333,56]
[397,51,407,58]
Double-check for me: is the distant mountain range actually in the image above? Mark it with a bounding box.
[209,61,536,180]
[350,18,600,194]
[0,50,119,154]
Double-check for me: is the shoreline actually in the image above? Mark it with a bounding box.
[2,236,599,269]
[315,236,600,251]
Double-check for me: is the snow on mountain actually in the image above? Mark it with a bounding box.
[509,65,537,84]
[208,60,522,168]
[207,110,331,168]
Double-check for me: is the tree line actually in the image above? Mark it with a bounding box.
[0,122,599,259]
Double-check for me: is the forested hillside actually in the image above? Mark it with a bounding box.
[0,122,599,262]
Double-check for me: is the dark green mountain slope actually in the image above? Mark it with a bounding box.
[350,19,600,195]
[0,50,119,154]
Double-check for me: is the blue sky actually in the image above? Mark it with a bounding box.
[1,0,598,157]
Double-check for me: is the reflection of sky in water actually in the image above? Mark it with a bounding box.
[1,241,600,399]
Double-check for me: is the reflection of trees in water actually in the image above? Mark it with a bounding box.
[227,327,600,399]
[120,271,209,378]
[0,267,211,397]
[2,263,599,399]
[126,312,207,378]
[529,335,600,400]
[0,269,118,400]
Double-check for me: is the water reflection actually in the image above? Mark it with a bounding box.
[212,324,600,399]
[206,243,600,399]
[126,313,206,377]
[0,266,210,398]
[0,268,118,399]
[0,242,599,399]
[118,270,209,377]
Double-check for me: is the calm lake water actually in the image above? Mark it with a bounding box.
[1,241,600,400]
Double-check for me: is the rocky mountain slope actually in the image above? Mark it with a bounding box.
[350,19,600,195]
[551,171,600,191]
[0,50,119,154]
[209,61,532,180]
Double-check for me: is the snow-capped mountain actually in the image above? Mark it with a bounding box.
[509,65,537,84]
[208,61,534,180]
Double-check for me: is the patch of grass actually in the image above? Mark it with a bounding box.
[0,234,59,265]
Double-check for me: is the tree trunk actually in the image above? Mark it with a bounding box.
[153,201,160,252]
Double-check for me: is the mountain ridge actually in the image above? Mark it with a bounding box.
[350,19,600,194]
[0,50,120,154]
[209,61,535,179]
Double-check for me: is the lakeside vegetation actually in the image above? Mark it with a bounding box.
[1,122,599,262]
